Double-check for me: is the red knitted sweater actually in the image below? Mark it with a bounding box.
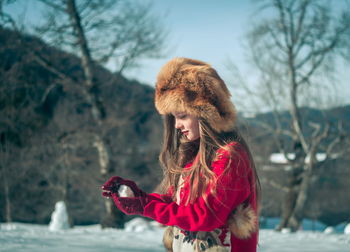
[143,142,258,252]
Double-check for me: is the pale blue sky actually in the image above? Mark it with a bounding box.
[129,0,252,86]
[4,0,350,111]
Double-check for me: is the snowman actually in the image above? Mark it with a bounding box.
[49,201,70,231]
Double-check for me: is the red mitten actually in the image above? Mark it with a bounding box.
[112,195,148,215]
[101,176,144,197]
[101,176,150,215]
[101,176,121,197]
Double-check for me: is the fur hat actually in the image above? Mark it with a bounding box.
[155,57,237,132]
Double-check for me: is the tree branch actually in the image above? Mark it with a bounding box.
[325,121,347,158]
[38,0,66,12]
[261,177,289,193]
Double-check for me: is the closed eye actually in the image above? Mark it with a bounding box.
[173,112,188,119]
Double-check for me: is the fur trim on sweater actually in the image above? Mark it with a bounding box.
[227,204,258,240]
[155,57,237,132]
[163,226,174,252]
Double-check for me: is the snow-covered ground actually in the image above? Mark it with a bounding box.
[1,220,349,252]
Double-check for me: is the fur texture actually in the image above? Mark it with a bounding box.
[163,226,174,252]
[227,204,257,240]
[155,58,237,132]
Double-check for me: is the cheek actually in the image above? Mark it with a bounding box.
[190,120,200,136]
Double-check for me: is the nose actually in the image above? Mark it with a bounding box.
[175,118,183,129]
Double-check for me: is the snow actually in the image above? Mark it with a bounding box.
[1,219,350,252]
[48,201,70,231]
[269,153,296,164]
[269,153,326,164]
[0,222,165,252]
[124,217,154,232]
[280,228,291,234]
[258,229,350,252]
[345,223,350,235]
[324,227,336,234]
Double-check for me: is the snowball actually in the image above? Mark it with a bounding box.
[49,201,70,231]
[118,185,135,197]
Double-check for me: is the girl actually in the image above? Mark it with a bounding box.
[102,58,260,252]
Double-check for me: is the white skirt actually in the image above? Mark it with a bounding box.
[171,226,231,252]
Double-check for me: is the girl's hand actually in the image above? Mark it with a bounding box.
[101,176,123,198]
[101,176,143,198]
[101,176,152,215]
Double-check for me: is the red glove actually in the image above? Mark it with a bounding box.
[101,176,149,215]
[113,195,148,215]
[101,176,144,197]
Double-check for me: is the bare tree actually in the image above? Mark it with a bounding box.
[1,0,166,227]
[34,0,163,228]
[36,0,167,75]
[230,0,350,231]
[0,0,18,29]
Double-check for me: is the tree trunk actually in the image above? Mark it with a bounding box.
[287,163,315,231]
[93,135,110,176]
[66,0,94,88]
[1,141,12,223]
[277,159,315,232]
[66,0,105,122]
[62,150,74,228]
[3,174,12,222]
[100,199,125,229]
[278,43,310,232]
[66,0,118,228]
[276,168,299,231]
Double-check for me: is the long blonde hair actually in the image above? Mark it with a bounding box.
[158,114,261,207]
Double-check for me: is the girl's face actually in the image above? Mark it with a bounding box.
[173,112,200,141]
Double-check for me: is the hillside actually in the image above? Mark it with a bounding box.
[0,27,163,225]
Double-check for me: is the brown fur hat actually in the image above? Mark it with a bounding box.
[155,57,237,132]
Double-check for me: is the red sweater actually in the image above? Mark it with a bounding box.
[143,142,258,252]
